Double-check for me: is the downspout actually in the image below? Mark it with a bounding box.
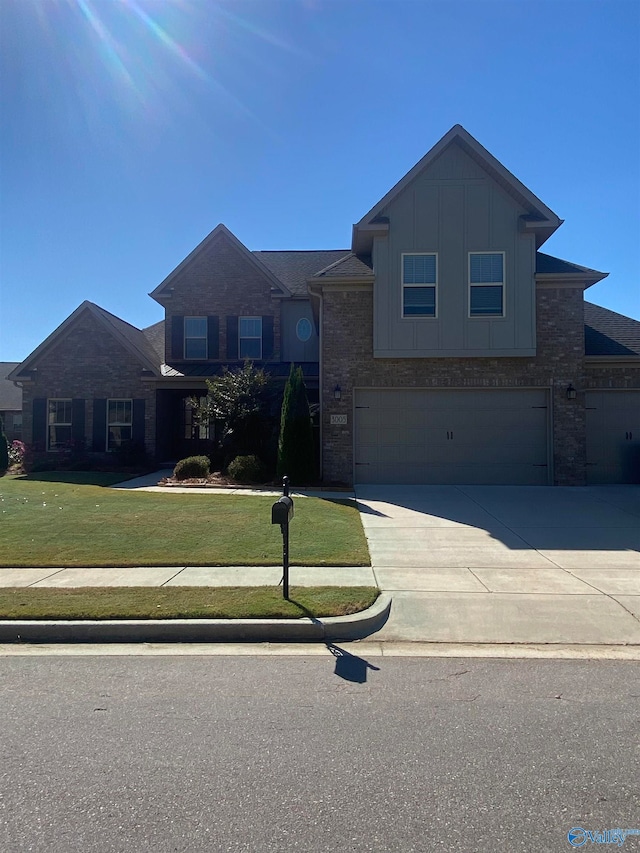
[308,282,323,481]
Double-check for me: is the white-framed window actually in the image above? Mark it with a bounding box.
[48,399,72,451]
[239,317,262,359]
[469,252,505,317]
[107,399,132,451]
[184,317,207,359]
[402,253,437,318]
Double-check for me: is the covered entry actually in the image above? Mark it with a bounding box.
[354,388,550,485]
[586,391,640,484]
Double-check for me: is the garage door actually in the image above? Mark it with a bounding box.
[586,391,640,484]
[354,388,550,485]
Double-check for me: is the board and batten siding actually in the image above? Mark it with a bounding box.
[280,300,319,362]
[373,142,537,358]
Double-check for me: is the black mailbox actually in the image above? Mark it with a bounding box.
[271,495,294,526]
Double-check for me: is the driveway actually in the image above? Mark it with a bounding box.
[355,485,640,645]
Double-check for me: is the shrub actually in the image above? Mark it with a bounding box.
[9,440,26,468]
[0,417,8,474]
[276,365,316,485]
[173,455,210,481]
[227,454,267,484]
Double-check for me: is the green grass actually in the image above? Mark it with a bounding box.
[0,474,370,567]
[0,586,379,620]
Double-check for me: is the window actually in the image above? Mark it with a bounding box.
[296,317,313,342]
[107,399,132,451]
[469,253,504,317]
[13,414,22,437]
[239,317,262,359]
[48,399,72,451]
[184,317,207,359]
[402,254,437,317]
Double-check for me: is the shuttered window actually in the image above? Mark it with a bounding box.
[107,399,133,451]
[469,252,505,317]
[184,317,207,359]
[239,317,262,359]
[48,399,72,451]
[402,253,437,317]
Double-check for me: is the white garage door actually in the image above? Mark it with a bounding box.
[354,388,550,485]
[586,391,640,484]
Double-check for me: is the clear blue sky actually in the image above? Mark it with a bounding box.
[1,0,639,361]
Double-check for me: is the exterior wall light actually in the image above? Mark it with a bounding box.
[334,384,341,400]
[566,384,577,401]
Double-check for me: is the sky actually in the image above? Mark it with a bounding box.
[1,0,639,362]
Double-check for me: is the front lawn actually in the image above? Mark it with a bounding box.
[0,474,370,567]
[0,586,379,620]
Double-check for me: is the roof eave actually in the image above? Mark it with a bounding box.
[351,221,389,255]
[536,271,608,289]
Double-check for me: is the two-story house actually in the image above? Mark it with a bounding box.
[9,125,640,484]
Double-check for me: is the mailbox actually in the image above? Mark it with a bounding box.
[271,495,294,526]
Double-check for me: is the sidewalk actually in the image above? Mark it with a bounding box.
[2,475,640,648]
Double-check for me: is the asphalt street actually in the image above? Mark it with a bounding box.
[1,655,638,853]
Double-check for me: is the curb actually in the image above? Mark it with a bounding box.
[0,595,392,644]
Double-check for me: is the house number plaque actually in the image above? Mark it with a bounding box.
[330,414,348,425]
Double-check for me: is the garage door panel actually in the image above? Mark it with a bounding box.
[354,389,549,485]
[586,391,640,484]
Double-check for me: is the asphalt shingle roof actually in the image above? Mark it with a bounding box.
[313,253,374,278]
[584,302,640,357]
[252,250,353,295]
[536,252,603,277]
[0,363,22,410]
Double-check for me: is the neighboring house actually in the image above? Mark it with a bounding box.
[0,363,23,442]
[9,125,640,484]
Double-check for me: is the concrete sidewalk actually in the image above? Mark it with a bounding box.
[0,566,375,588]
[356,485,640,645]
[3,475,640,647]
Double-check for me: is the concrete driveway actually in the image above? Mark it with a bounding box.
[355,485,640,645]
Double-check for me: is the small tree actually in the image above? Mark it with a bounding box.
[0,416,8,475]
[189,362,271,465]
[277,365,316,485]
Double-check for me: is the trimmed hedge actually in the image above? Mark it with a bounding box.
[173,455,210,480]
[227,455,267,484]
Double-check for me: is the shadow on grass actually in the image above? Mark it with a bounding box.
[15,471,139,487]
[285,594,323,626]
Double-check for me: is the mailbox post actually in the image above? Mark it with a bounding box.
[271,475,294,599]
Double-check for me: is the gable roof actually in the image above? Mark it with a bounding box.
[584,302,640,357]
[0,363,22,410]
[8,302,162,380]
[150,223,292,302]
[142,320,166,362]
[253,250,353,295]
[313,253,374,279]
[353,124,563,254]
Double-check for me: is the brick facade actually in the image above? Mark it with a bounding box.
[321,284,591,486]
[161,235,281,363]
[20,314,156,455]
